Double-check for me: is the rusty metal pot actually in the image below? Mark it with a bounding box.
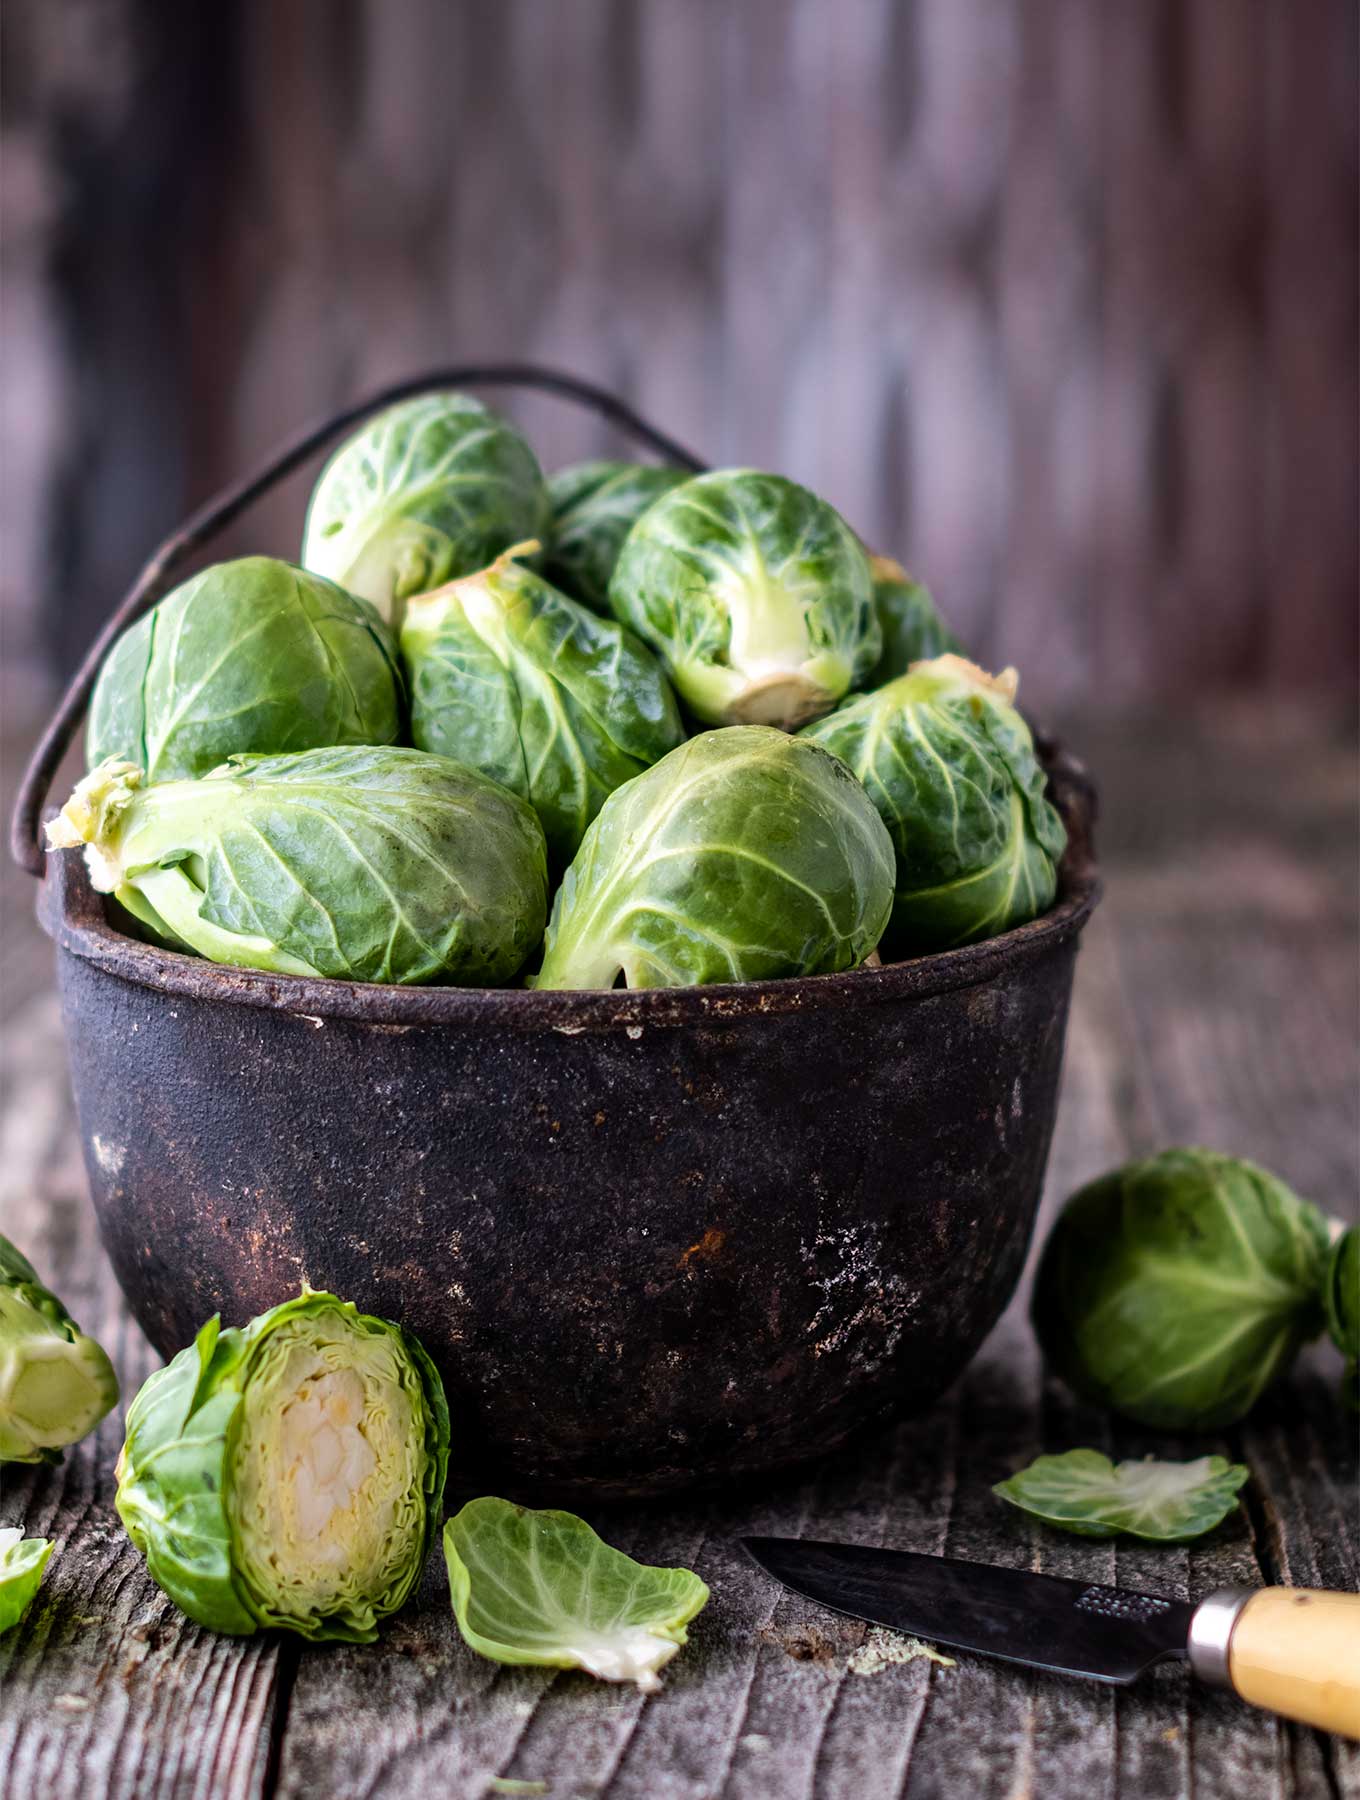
[13,367,1100,1499]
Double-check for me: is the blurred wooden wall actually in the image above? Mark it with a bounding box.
[2,0,1355,706]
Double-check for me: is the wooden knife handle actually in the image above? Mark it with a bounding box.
[1191,1587,1360,1738]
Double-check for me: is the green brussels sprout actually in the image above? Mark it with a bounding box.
[866,555,965,682]
[401,542,685,870]
[608,469,880,730]
[302,393,550,624]
[0,1233,118,1464]
[47,747,548,986]
[87,557,403,785]
[1032,1149,1331,1430]
[801,655,1066,956]
[534,726,895,990]
[0,1530,54,1632]
[543,460,689,612]
[115,1290,449,1641]
[1324,1226,1358,1408]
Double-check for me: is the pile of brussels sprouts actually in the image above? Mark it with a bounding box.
[48,390,1068,990]
[20,391,1355,1645]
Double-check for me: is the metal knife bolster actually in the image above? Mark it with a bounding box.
[1186,1588,1256,1688]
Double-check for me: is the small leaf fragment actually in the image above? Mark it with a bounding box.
[848,1625,955,1676]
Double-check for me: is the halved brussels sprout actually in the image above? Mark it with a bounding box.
[608,470,879,730]
[115,1290,449,1641]
[0,1529,54,1632]
[534,726,895,990]
[445,1497,709,1691]
[86,557,403,785]
[0,1233,118,1464]
[1031,1149,1330,1430]
[801,655,1066,955]
[401,542,684,868]
[47,746,548,986]
[302,393,550,625]
[866,555,964,683]
[543,460,689,612]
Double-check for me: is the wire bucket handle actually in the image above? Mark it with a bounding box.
[9,364,708,877]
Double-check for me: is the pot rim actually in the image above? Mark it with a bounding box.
[38,745,1101,1034]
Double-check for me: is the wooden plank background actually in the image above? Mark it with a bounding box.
[1,0,1355,707]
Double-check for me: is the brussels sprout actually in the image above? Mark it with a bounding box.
[1031,1149,1330,1430]
[534,726,895,990]
[1324,1226,1358,1407]
[866,555,964,682]
[47,747,548,986]
[801,655,1066,956]
[401,542,684,868]
[0,1530,54,1632]
[302,393,550,624]
[86,557,403,785]
[608,469,879,730]
[994,1450,1249,1542]
[115,1290,449,1641]
[0,1233,118,1464]
[444,1497,709,1691]
[543,460,689,612]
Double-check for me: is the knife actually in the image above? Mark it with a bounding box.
[742,1536,1360,1738]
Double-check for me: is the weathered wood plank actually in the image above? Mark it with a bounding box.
[0,990,283,1800]
[7,0,1354,705]
[1,706,1355,1800]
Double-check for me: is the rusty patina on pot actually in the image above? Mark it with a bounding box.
[37,746,1097,1499]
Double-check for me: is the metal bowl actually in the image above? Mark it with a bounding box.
[13,366,1100,1498]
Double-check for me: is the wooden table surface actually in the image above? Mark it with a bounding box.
[1,704,1356,1800]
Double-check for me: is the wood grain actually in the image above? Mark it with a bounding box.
[2,0,1354,707]
[0,705,1355,1799]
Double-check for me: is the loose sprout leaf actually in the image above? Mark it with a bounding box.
[302,393,550,625]
[994,1450,1250,1541]
[544,460,689,613]
[444,1498,709,1692]
[802,654,1066,957]
[0,1528,55,1632]
[533,726,896,990]
[402,543,684,868]
[48,746,549,987]
[115,1291,450,1642]
[1031,1148,1330,1430]
[865,556,965,682]
[86,557,403,783]
[0,1232,119,1465]
[608,469,879,730]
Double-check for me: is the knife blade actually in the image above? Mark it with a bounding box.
[741,1536,1360,1737]
[742,1536,1196,1683]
